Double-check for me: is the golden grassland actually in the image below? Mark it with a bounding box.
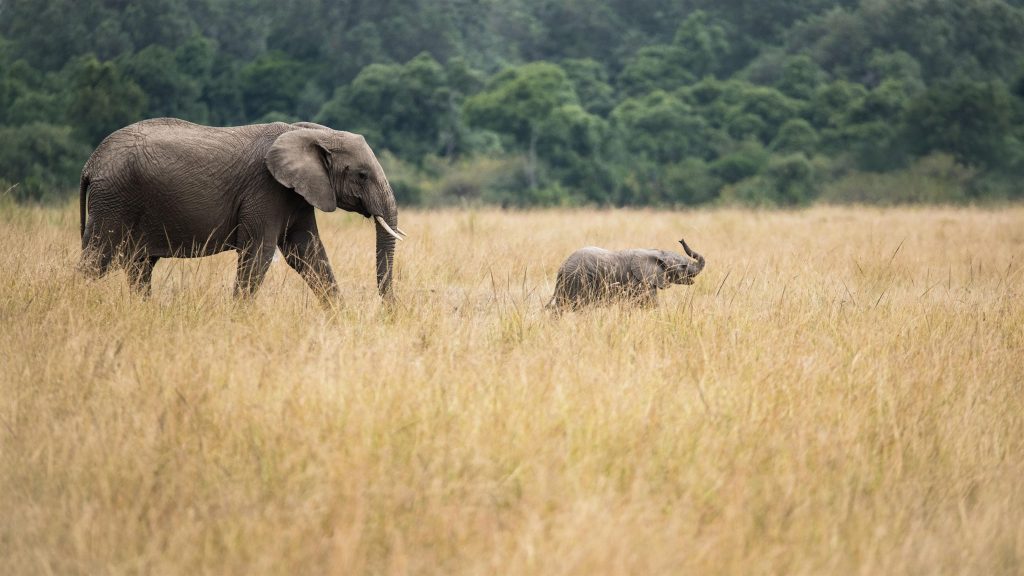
[1,200,1022,575]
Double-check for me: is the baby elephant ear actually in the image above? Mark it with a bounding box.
[266,129,336,212]
[631,253,671,289]
[651,253,675,288]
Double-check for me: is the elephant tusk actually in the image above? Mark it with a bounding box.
[375,216,404,241]
[395,226,409,238]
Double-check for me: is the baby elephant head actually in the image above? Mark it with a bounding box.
[644,238,706,287]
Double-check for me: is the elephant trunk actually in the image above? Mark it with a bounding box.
[371,183,399,298]
[679,238,705,277]
[375,219,396,298]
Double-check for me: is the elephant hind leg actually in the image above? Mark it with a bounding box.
[233,243,276,300]
[77,231,115,280]
[78,212,134,280]
[126,256,160,296]
[546,275,568,311]
[548,274,590,311]
[78,250,113,279]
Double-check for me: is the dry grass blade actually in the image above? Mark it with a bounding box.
[1,203,1022,575]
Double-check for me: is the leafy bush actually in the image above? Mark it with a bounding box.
[63,54,147,145]
[0,123,90,201]
[2,0,1024,208]
[771,119,819,154]
[385,155,532,207]
[710,140,770,183]
[819,154,975,204]
[722,153,818,206]
[664,158,723,205]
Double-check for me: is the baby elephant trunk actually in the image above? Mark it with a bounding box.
[679,238,705,277]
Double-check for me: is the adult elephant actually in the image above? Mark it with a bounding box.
[78,118,405,302]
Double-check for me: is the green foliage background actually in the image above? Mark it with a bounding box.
[1,0,1022,205]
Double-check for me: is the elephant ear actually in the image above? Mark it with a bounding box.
[266,129,336,212]
[631,251,671,289]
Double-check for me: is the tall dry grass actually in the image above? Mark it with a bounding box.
[1,201,1022,575]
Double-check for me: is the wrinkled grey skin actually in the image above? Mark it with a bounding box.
[78,118,400,302]
[547,239,705,310]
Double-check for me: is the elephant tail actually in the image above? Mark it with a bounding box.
[79,174,89,241]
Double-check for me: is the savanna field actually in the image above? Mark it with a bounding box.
[1,201,1022,575]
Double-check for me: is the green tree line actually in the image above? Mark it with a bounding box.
[1,0,1023,205]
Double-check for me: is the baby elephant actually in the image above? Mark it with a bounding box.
[547,239,705,310]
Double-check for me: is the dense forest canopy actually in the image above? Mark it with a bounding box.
[1,0,1022,205]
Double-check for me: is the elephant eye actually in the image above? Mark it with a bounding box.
[358,170,369,181]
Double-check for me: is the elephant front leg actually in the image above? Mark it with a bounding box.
[638,287,659,308]
[281,233,339,306]
[234,242,276,299]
